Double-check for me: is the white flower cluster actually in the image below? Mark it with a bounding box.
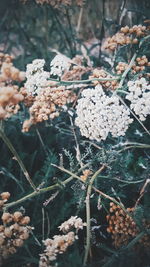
[39,232,76,267]
[25,59,49,95]
[58,216,86,233]
[126,78,150,121]
[75,85,133,141]
[50,54,71,77]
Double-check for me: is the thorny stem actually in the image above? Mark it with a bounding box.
[83,165,106,266]
[0,125,37,191]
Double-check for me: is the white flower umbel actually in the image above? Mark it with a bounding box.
[50,54,71,77]
[75,85,133,141]
[26,59,45,76]
[126,77,150,121]
[25,59,49,95]
[58,216,86,233]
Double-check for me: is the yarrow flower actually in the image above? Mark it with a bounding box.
[39,232,76,267]
[50,54,71,77]
[75,85,133,141]
[39,216,85,267]
[126,77,150,121]
[25,59,49,95]
[58,216,86,233]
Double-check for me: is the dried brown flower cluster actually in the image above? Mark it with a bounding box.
[0,204,32,265]
[106,202,150,249]
[0,53,25,84]
[22,86,76,132]
[62,55,91,81]
[116,56,150,74]
[62,65,90,81]
[104,25,148,51]
[39,232,76,267]
[20,87,35,107]
[0,192,10,210]
[0,53,25,119]
[89,69,118,90]
[0,86,24,119]
[39,216,85,267]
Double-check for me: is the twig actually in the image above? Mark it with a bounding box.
[48,76,121,86]
[134,178,150,208]
[4,164,89,209]
[69,116,83,168]
[51,164,129,214]
[118,95,150,136]
[115,52,137,91]
[92,187,127,213]
[42,208,45,241]
[51,163,82,181]
[83,165,106,266]
[36,128,48,155]
[76,6,84,36]
[0,127,37,191]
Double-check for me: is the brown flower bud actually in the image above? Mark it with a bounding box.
[2,212,12,223]
[13,211,23,222]
[20,216,30,225]
[13,238,24,247]
[1,192,10,200]
[4,227,12,238]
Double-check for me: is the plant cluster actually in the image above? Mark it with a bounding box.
[39,216,86,267]
[0,193,32,266]
[0,1,150,266]
[106,202,150,250]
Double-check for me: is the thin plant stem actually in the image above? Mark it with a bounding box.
[118,95,150,136]
[36,128,48,155]
[76,6,83,35]
[0,127,37,191]
[4,164,89,209]
[134,178,150,209]
[69,116,83,168]
[113,48,150,136]
[51,164,130,214]
[83,165,106,266]
[117,52,137,89]
[93,187,127,213]
[4,183,60,210]
[51,163,82,181]
[48,76,121,86]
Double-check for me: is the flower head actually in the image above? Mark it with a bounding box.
[75,85,133,141]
